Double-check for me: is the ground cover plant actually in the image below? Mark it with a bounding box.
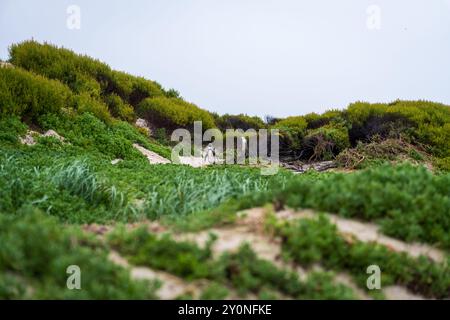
[0,40,449,300]
[0,209,158,299]
[219,164,450,249]
[268,215,450,298]
[108,226,358,299]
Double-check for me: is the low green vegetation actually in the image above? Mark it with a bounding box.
[272,100,450,166]
[0,132,289,224]
[1,40,449,300]
[213,113,266,131]
[138,96,216,131]
[0,209,158,299]
[228,164,450,249]
[108,227,357,299]
[269,215,450,298]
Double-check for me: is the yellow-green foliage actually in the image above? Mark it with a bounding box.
[273,116,308,133]
[10,41,109,97]
[214,113,266,130]
[105,93,135,122]
[346,100,450,157]
[138,96,216,130]
[272,116,308,150]
[73,93,112,124]
[0,65,114,124]
[0,67,72,119]
[9,41,166,108]
[303,124,350,160]
[304,110,343,129]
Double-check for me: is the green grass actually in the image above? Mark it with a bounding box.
[1,40,449,300]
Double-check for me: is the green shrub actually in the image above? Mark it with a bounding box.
[109,228,356,299]
[0,67,72,119]
[104,93,135,122]
[109,226,216,280]
[303,110,343,129]
[9,40,166,109]
[301,124,350,161]
[275,215,450,298]
[37,112,169,160]
[263,164,450,248]
[138,96,216,130]
[73,93,112,124]
[346,100,450,157]
[0,116,27,145]
[128,76,165,106]
[214,113,266,131]
[0,209,157,299]
[272,116,308,154]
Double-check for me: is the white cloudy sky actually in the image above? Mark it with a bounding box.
[1,0,449,117]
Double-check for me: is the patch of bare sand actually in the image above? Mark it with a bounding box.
[383,286,425,300]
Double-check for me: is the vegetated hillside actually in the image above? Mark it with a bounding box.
[272,101,450,169]
[0,41,449,300]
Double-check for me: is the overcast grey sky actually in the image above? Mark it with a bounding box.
[1,0,449,118]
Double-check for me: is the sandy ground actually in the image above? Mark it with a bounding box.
[97,206,447,300]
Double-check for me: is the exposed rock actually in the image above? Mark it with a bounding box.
[133,143,171,164]
[111,159,123,165]
[43,130,64,141]
[19,131,38,146]
[135,118,152,136]
[19,129,66,146]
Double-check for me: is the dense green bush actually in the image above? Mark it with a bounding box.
[0,116,27,145]
[0,209,157,299]
[270,100,450,163]
[104,93,135,122]
[272,116,308,154]
[138,96,216,130]
[9,40,173,110]
[0,67,73,119]
[73,93,112,124]
[216,244,355,299]
[303,110,343,129]
[301,124,350,160]
[214,113,266,131]
[10,41,110,96]
[272,115,350,161]
[345,100,450,157]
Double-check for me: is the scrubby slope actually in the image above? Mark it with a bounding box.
[0,41,449,300]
